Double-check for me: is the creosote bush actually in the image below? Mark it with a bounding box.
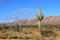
[9,35,18,39]
[0,34,8,39]
[19,37,24,39]
[25,36,31,39]
[41,30,56,37]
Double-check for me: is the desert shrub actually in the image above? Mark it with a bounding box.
[16,24,20,32]
[29,31,32,34]
[19,36,24,39]
[24,31,33,35]
[6,26,13,30]
[9,35,18,39]
[25,32,28,34]
[19,25,38,28]
[49,36,56,40]
[41,31,56,37]
[36,36,45,40]
[7,26,13,29]
[0,34,7,39]
[0,27,3,30]
[9,26,17,31]
[55,25,60,30]
[0,26,5,30]
[3,24,8,30]
[13,24,23,32]
[25,36,31,39]
[19,27,23,32]
[2,30,6,33]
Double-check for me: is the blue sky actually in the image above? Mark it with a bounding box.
[0,0,60,23]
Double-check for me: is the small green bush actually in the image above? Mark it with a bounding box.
[41,30,56,37]
[29,31,32,34]
[0,35,7,39]
[25,32,28,34]
[19,37,24,39]
[25,36,31,39]
[9,36,18,39]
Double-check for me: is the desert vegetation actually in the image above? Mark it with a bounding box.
[0,5,60,40]
[0,24,60,40]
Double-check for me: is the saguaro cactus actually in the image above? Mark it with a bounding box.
[36,5,44,37]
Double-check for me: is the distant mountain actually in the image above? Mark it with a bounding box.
[42,16,60,25]
[12,18,38,26]
[0,16,60,26]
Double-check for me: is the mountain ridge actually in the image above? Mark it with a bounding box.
[0,16,60,26]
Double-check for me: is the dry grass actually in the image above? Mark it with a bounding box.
[0,26,60,40]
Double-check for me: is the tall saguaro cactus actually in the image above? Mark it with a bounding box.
[36,5,44,37]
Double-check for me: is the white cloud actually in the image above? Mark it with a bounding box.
[10,8,38,20]
[0,8,38,22]
[0,13,20,21]
[18,8,38,14]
